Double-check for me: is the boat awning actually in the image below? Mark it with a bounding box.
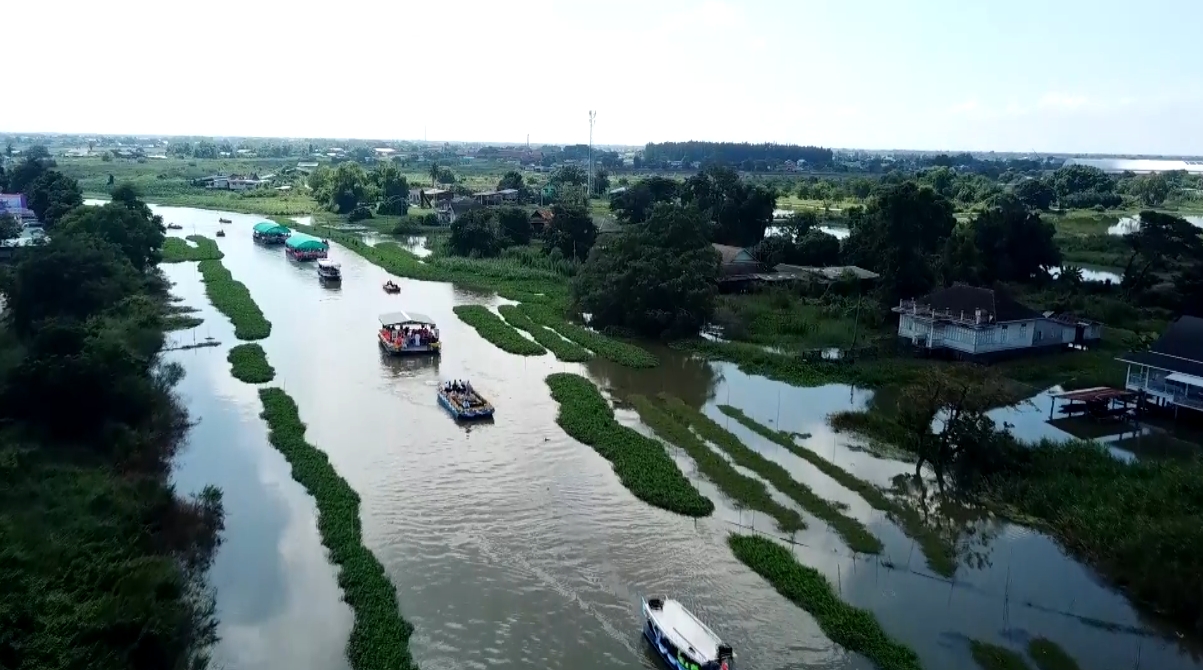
[380,311,434,326]
[285,232,329,251]
[1167,372,1203,388]
[252,221,291,235]
[317,259,340,268]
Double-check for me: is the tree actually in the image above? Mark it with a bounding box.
[1128,174,1172,207]
[1120,211,1203,293]
[592,168,611,197]
[24,145,50,161]
[573,203,721,339]
[315,162,374,214]
[543,204,597,261]
[374,163,410,215]
[496,171,524,192]
[0,212,22,243]
[680,166,776,247]
[428,161,440,187]
[1013,178,1055,211]
[550,165,587,188]
[610,176,679,224]
[496,207,532,246]
[843,181,956,303]
[57,200,165,272]
[964,195,1061,283]
[6,156,47,194]
[25,170,83,229]
[793,230,842,266]
[447,208,504,258]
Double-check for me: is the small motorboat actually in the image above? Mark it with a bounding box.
[167,223,183,230]
[642,597,734,670]
[383,280,400,294]
[317,258,342,282]
[438,380,494,420]
[216,229,226,237]
[218,218,232,224]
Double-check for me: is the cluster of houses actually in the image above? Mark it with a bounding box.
[405,187,555,229]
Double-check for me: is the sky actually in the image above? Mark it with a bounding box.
[6,0,1203,154]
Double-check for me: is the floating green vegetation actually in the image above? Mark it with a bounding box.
[628,395,804,533]
[518,303,658,368]
[453,305,546,356]
[729,535,922,670]
[498,304,592,362]
[227,343,276,384]
[257,388,416,670]
[969,640,1030,670]
[163,305,204,331]
[660,396,882,554]
[162,234,224,263]
[1026,638,1080,670]
[545,373,712,517]
[197,259,272,341]
[718,405,957,577]
[678,339,925,389]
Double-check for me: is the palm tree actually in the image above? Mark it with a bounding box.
[429,161,439,188]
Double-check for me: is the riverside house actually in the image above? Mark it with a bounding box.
[1118,315,1203,414]
[894,284,1102,361]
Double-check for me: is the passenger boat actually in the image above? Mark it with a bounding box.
[437,380,495,420]
[218,218,232,223]
[642,597,734,670]
[383,280,400,294]
[167,223,183,230]
[285,232,329,261]
[378,311,440,355]
[317,259,341,282]
[216,229,226,237]
[252,221,291,245]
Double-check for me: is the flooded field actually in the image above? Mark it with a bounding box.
[156,204,1202,670]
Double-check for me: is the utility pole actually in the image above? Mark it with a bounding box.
[588,110,596,199]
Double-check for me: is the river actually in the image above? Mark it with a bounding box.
[151,204,1202,670]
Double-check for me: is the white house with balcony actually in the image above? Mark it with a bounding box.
[893,285,1102,361]
[1117,315,1203,414]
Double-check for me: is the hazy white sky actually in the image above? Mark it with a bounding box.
[7,0,1202,154]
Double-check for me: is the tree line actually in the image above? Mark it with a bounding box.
[0,170,225,669]
[643,141,835,168]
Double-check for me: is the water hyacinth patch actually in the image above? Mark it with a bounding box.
[197,259,272,341]
[518,302,658,368]
[227,343,275,384]
[498,304,592,362]
[258,388,417,670]
[454,305,546,356]
[545,373,712,517]
[162,234,224,263]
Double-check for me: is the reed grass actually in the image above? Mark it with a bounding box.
[969,640,1031,670]
[729,535,922,670]
[719,405,957,577]
[453,305,546,356]
[257,388,416,670]
[162,234,224,263]
[497,304,592,362]
[227,343,276,384]
[628,395,805,533]
[661,396,882,554]
[545,373,712,517]
[197,259,272,341]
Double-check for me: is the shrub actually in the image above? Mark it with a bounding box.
[258,388,416,670]
[453,305,545,356]
[545,373,712,517]
[227,343,275,383]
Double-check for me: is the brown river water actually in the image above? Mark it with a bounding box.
[144,204,1201,670]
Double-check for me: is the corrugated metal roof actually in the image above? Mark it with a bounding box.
[1062,158,1203,174]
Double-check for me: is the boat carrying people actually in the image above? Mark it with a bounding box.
[437,379,495,420]
[285,232,329,261]
[216,229,226,237]
[378,311,440,355]
[642,597,735,670]
[383,280,401,294]
[218,217,232,223]
[252,221,291,245]
[316,258,341,282]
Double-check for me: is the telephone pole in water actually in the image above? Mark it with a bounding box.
[587,110,596,199]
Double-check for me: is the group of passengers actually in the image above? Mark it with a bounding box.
[383,325,437,348]
[443,380,482,407]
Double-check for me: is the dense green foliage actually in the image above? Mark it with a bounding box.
[162,234,224,262]
[719,405,957,576]
[661,396,882,553]
[1026,638,1080,670]
[227,343,276,383]
[728,535,922,670]
[518,302,658,368]
[628,395,805,533]
[453,305,546,356]
[257,388,416,670]
[542,204,597,261]
[0,182,225,670]
[497,304,591,362]
[643,141,834,169]
[969,640,1030,670]
[545,373,712,517]
[681,166,777,247]
[574,203,720,339]
[447,207,532,258]
[197,259,272,340]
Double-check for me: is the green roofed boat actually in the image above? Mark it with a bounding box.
[252,221,291,245]
[285,232,329,261]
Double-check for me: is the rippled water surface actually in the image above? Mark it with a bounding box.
[157,205,1203,670]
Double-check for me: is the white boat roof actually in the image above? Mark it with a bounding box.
[379,310,434,325]
[317,259,340,268]
[648,599,723,663]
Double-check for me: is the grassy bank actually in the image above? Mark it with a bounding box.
[497,304,592,362]
[258,388,416,670]
[628,395,805,533]
[453,305,546,356]
[661,396,882,554]
[545,373,713,517]
[197,259,272,341]
[162,234,224,263]
[719,405,957,576]
[227,343,276,383]
[729,535,922,670]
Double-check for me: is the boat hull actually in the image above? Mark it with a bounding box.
[378,337,440,356]
[643,601,690,670]
[318,272,341,282]
[437,390,494,420]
